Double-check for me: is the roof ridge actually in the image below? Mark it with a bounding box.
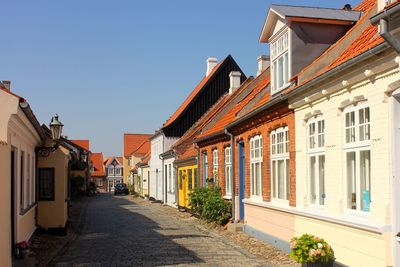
[271,3,362,12]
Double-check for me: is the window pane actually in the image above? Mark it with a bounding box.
[278,57,284,88]
[273,61,277,90]
[346,112,355,143]
[256,163,261,196]
[347,152,356,209]
[284,52,289,83]
[286,159,290,200]
[188,169,193,190]
[272,161,276,198]
[309,123,315,149]
[319,155,325,205]
[360,150,371,212]
[278,160,285,199]
[310,156,316,204]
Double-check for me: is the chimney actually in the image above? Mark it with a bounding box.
[2,80,11,91]
[206,57,218,76]
[342,4,352,10]
[229,71,241,95]
[257,55,270,76]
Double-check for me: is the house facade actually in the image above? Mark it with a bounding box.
[152,56,246,207]
[90,153,106,191]
[0,82,45,266]
[123,133,152,186]
[105,157,123,191]
[136,152,151,197]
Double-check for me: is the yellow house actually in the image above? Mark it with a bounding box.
[37,135,71,232]
[0,82,45,266]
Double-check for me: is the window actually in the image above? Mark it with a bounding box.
[38,168,55,201]
[203,153,208,186]
[271,31,290,94]
[127,157,132,167]
[225,147,232,196]
[169,164,173,192]
[97,178,103,187]
[188,169,193,190]
[116,168,121,176]
[250,135,263,199]
[194,168,198,188]
[20,151,25,210]
[308,117,325,205]
[108,167,114,176]
[344,105,371,212]
[271,127,290,201]
[213,150,219,185]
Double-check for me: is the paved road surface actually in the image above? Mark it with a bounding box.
[55,193,267,266]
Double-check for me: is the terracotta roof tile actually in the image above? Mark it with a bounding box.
[70,140,90,151]
[91,153,105,177]
[197,70,270,140]
[131,139,151,157]
[123,133,152,157]
[162,58,227,129]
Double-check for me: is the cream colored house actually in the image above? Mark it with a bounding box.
[0,82,45,266]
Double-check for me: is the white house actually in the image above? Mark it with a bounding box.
[105,156,123,191]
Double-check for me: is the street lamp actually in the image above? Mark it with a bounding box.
[49,114,64,140]
[36,114,64,157]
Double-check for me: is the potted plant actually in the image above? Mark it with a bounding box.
[290,234,335,267]
[16,241,30,259]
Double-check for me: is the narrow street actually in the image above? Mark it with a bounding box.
[54,194,268,267]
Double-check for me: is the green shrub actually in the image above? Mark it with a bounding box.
[290,234,335,264]
[189,186,231,225]
[127,183,134,194]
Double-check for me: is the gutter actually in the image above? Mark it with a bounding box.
[225,129,236,223]
[370,3,400,54]
[19,101,46,141]
[194,130,225,144]
[226,42,389,130]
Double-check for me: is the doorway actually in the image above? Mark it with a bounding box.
[238,142,245,221]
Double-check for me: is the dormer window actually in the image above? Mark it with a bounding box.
[271,31,290,94]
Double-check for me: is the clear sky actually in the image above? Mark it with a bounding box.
[1,0,360,156]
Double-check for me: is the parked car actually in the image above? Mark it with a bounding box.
[114,183,129,195]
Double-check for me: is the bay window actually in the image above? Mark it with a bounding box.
[308,117,325,206]
[271,31,290,94]
[271,127,290,201]
[225,147,232,196]
[213,149,219,185]
[344,104,371,212]
[250,135,263,199]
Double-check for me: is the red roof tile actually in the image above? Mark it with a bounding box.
[162,58,227,129]
[197,70,270,140]
[70,140,90,151]
[123,133,152,157]
[131,139,151,157]
[91,153,105,177]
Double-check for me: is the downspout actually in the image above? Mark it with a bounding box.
[173,148,179,206]
[225,129,236,223]
[379,19,400,54]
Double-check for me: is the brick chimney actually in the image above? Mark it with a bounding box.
[206,57,218,76]
[257,55,270,76]
[229,71,241,95]
[2,80,11,91]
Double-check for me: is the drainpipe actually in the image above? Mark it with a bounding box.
[379,19,400,54]
[225,129,236,223]
[194,143,200,188]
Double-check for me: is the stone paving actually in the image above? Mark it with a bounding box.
[54,193,270,267]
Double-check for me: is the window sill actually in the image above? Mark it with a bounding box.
[223,195,232,200]
[20,203,37,216]
[242,199,390,234]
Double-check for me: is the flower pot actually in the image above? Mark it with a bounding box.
[301,261,334,267]
[19,248,29,259]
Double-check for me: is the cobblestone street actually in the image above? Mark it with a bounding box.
[54,194,269,267]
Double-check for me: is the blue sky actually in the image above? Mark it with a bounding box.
[0,0,360,156]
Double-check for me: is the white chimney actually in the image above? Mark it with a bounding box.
[257,55,270,76]
[206,57,218,76]
[229,71,241,95]
[2,80,11,91]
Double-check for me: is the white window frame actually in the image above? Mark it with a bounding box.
[108,167,114,176]
[271,127,290,203]
[213,149,219,185]
[308,116,325,206]
[225,147,232,197]
[343,103,371,213]
[115,167,121,176]
[270,31,290,94]
[250,135,263,200]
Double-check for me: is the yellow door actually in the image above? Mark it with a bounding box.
[177,166,198,208]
